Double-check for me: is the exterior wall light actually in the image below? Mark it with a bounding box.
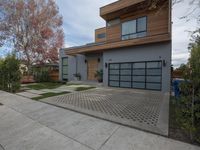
[85,59,87,64]
[98,58,100,62]
[163,60,166,67]
[105,63,108,68]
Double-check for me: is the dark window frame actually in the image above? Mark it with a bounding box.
[97,33,106,39]
[121,16,147,40]
[108,61,162,91]
[62,57,68,81]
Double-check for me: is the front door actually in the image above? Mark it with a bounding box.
[87,59,98,81]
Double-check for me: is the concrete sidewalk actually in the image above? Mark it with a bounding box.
[0,91,199,150]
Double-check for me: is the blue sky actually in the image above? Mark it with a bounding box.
[0,0,199,68]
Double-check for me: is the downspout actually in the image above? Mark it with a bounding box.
[75,55,78,74]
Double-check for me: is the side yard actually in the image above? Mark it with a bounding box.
[169,96,200,146]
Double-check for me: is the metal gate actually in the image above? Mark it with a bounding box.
[108,61,162,91]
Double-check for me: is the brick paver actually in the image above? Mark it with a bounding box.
[41,88,169,136]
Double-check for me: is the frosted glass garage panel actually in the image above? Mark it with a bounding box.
[133,69,145,75]
[146,76,161,83]
[132,82,145,89]
[109,64,120,69]
[109,70,120,75]
[120,82,131,88]
[133,63,145,68]
[132,76,145,82]
[109,75,119,81]
[121,70,131,75]
[120,76,132,81]
[109,81,119,87]
[147,62,161,68]
[120,63,131,69]
[146,69,161,75]
[146,83,161,90]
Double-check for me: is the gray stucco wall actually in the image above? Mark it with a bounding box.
[59,49,65,81]
[60,42,171,92]
[76,54,87,81]
[103,42,172,93]
[59,49,103,81]
[59,49,77,81]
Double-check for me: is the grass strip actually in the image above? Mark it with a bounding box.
[32,92,69,100]
[75,87,95,91]
[26,82,64,90]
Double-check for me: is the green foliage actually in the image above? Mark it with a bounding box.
[0,54,21,93]
[33,67,50,82]
[75,87,95,91]
[32,92,69,101]
[25,82,63,90]
[94,69,103,82]
[176,84,200,143]
[175,32,200,144]
[189,38,200,87]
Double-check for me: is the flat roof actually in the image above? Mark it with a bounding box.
[100,0,145,20]
[64,34,171,55]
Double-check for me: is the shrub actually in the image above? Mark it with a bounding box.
[175,32,200,144]
[0,54,21,93]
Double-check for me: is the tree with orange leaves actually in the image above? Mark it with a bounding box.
[0,0,64,72]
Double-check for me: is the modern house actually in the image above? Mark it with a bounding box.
[59,0,172,92]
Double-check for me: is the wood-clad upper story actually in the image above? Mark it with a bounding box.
[95,27,107,43]
[66,0,172,55]
[100,0,145,20]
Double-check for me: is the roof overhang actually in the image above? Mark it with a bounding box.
[100,0,146,20]
[65,33,171,56]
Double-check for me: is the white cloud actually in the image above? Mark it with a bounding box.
[172,1,198,68]
[56,0,116,46]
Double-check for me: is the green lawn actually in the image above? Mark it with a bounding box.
[66,83,82,86]
[32,92,69,100]
[75,87,95,91]
[25,82,64,90]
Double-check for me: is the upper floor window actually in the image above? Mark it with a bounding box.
[107,18,120,27]
[122,16,147,40]
[97,33,106,39]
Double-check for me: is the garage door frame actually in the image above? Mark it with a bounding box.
[108,60,162,91]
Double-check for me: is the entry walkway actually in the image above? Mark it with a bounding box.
[0,91,199,150]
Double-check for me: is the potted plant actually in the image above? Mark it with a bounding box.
[95,69,103,82]
[73,73,81,81]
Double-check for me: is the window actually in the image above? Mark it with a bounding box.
[97,33,106,39]
[107,18,120,27]
[122,16,147,40]
[108,61,162,91]
[62,57,68,81]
